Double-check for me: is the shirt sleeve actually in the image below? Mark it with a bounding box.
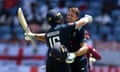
[78,27,86,43]
[62,22,76,33]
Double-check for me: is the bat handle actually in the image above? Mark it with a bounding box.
[25,33,38,53]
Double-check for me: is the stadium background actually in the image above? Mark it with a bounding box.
[0,0,120,72]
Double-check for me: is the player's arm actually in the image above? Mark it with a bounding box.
[34,33,46,42]
[87,46,101,60]
[65,15,92,34]
[84,30,101,60]
[75,28,89,56]
[25,32,46,42]
[66,41,89,64]
[75,42,88,57]
[75,30,90,56]
[66,42,88,64]
[75,15,92,29]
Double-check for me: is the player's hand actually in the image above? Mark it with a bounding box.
[24,32,35,40]
[84,14,93,23]
[89,57,96,62]
[24,35,31,40]
[65,52,76,64]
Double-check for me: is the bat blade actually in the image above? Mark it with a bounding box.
[18,8,30,33]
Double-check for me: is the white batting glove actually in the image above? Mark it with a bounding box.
[65,52,76,64]
[24,32,35,40]
[84,14,93,23]
[24,34,31,40]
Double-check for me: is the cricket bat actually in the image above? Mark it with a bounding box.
[18,8,30,33]
[18,8,37,53]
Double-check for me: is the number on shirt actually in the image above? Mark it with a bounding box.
[49,36,61,48]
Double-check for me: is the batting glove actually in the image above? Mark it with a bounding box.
[84,14,93,23]
[65,52,76,64]
[24,33,35,40]
[24,35,31,40]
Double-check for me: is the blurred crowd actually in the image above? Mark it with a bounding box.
[0,0,120,43]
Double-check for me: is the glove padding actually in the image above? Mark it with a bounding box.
[25,35,31,40]
[84,14,93,23]
[24,33,35,40]
[65,52,76,64]
[50,44,68,62]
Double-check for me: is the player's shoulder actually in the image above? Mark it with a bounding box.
[76,26,85,35]
[46,28,54,35]
[55,24,67,29]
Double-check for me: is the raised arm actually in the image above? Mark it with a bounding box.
[25,32,46,42]
[75,15,93,29]
[34,33,46,42]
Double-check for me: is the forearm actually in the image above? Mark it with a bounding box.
[75,45,88,57]
[36,36,46,42]
[25,33,46,41]
[88,47,101,60]
[75,18,89,29]
[66,43,88,64]
[75,15,92,29]
[34,33,46,42]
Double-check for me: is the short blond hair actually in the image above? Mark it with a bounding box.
[69,7,79,16]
